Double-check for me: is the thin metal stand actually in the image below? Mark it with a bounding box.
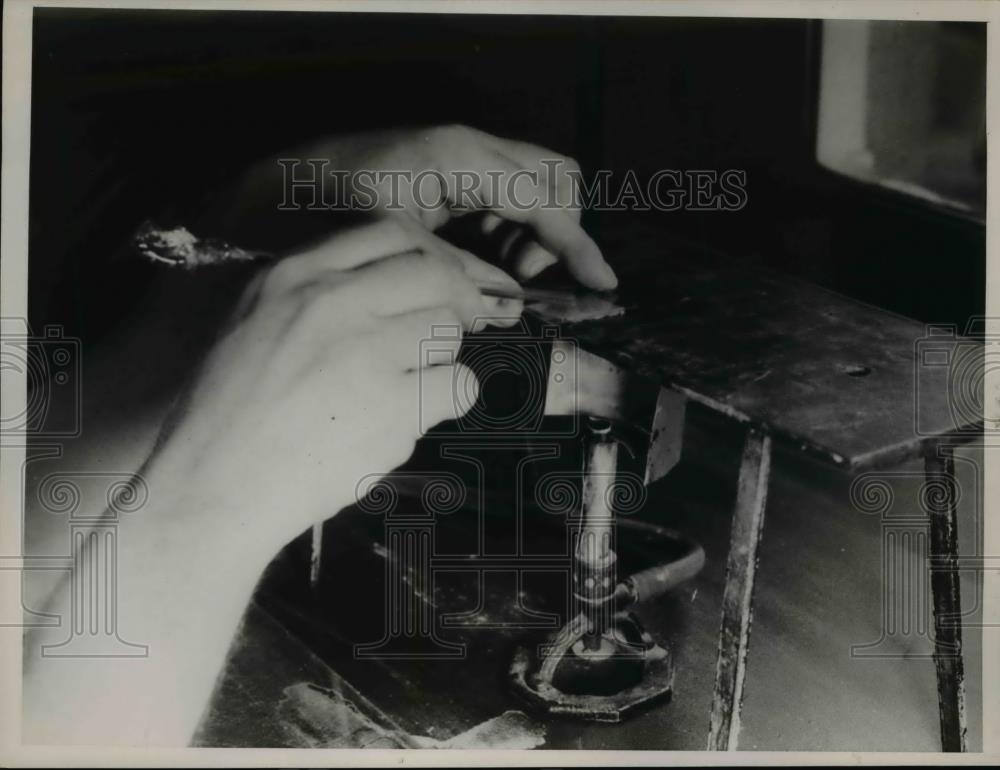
[707,428,772,751]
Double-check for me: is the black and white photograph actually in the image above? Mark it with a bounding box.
[0,0,996,763]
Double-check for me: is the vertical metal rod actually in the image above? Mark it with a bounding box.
[924,443,967,752]
[575,417,619,649]
[707,428,771,751]
[580,418,617,548]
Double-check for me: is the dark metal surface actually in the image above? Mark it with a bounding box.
[539,219,980,469]
[534,220,979,751]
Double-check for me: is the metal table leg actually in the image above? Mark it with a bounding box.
[707,428,772,751]
[924,442,967,752]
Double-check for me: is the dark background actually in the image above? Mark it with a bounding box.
[29,9,986,343]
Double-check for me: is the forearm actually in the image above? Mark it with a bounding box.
[22,460,272,746]
[20,213,509,746]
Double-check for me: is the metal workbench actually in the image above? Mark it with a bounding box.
[195,218,982,751]
[546,219,981,751]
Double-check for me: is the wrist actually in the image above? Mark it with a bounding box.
[126,445,279,583]
[137,426,357,571]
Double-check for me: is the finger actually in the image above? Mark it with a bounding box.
[270,217,521,325]
[424,232,524,328]
[368,307,464,373]
[480,218,559,289]
[499,206,615,291]
[289,252,483,348]
[263,219,419,295]
[507,239,559,283]
[479,212,505,236]
[364,225,524,328]
[338,250,489,330]
[447,150,616,290]
[461,128,582,220]
[524,210,615,290]
[493,146,581,222]
[484,217,529,264]
[424,228,516,289]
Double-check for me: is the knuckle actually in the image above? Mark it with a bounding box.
[236,268,269,307]
[407,248,442,275]
[380,247,428,279]
[446,270,479,304]
[433,123,475,151]
[296,292,331,328]
[441,123,470,138]
[262,257,300,295]
[346,217,406,249]
[417,248,459,278]
[298,284,350,327]
[376,216,409,238]
[428,124,460,143]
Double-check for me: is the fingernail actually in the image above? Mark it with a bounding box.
[595,260,618,289]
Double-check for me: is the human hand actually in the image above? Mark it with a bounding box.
[215,125,617,291]
[328,125,616,289]
[145,218,508,557]
[22,218,514,747]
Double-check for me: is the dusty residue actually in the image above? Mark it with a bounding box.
[527,293,627,323]
[278,682,545,749]
[433,710,546,749]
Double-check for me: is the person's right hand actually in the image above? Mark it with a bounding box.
[25,217,518,748]
[144,218,514,561]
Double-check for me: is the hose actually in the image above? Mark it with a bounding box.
[613,518,706,608]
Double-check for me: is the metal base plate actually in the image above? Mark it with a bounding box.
[509,614,675,723]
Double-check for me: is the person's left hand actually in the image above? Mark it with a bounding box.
[208,125,617,291]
